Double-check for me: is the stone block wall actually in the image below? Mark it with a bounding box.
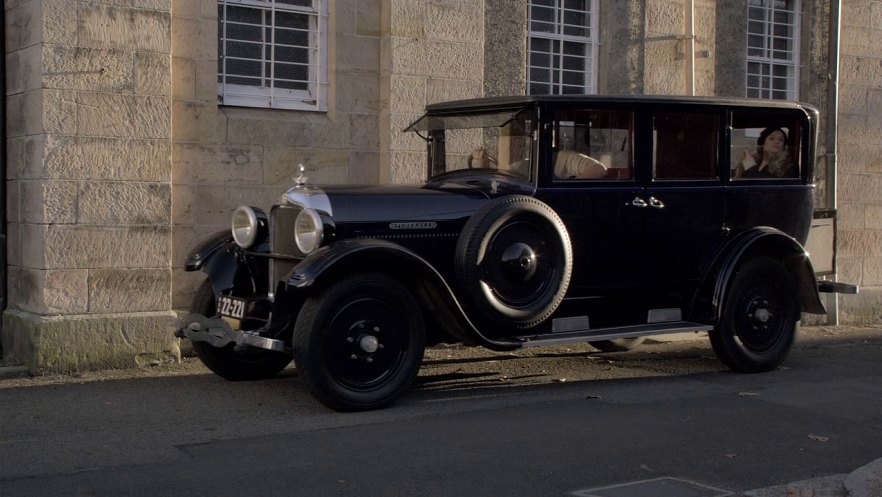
[379,0,485,185]
[171,0,386,309]
[3,0,178,372]
[642,0,716,96]
[835,0,882,323]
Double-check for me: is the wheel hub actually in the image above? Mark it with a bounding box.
[359,334,380,353]
[500,242,537,282]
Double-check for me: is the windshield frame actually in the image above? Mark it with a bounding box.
[407,106,537,183]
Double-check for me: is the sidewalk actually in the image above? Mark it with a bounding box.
[743,458,882,497]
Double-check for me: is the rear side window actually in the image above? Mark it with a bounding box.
[731,112,802,180]
[652,112,720,180]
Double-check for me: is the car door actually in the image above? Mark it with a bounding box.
[639,108,726,293]
[535,105,645,297]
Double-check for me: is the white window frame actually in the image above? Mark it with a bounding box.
[527,0,599,95]
[746,0,800,100]
[218,0,328,111]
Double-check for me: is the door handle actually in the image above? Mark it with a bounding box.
[648,196,665,209]
[629,196,648,208]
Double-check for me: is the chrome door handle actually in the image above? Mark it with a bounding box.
[629,197,648,208]
[648,196,665,209]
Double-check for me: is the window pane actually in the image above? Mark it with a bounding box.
[219,0,325,110]
[528,0,595,95]
[745,0,799,100]
[552,109,633,180]
[731,113,800,179]
[653,113,719,180]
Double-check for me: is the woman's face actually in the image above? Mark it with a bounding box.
[763,130,786,154]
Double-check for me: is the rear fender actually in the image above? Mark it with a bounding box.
[695,227,825,322]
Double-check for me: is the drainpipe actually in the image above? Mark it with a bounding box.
[687,0,695,96]
[825,0,841,324]
[0,6,6,321]
[825,1,840,211]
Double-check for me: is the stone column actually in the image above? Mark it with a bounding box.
[3,0,177,372]
[485,0,526,97]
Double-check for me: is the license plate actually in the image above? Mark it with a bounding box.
[217,295,246,319]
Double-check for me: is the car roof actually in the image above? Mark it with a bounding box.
[423,94,818,115]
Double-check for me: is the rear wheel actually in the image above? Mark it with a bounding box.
[190,279,292,381]
[293,273,425,411]
[710,257,799,373]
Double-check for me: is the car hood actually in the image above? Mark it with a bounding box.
[322,183,487,224]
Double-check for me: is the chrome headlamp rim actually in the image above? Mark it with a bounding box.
[294,208,324,254]
[231,205,259,248]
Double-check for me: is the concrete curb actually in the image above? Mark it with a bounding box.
[0,365,30,379]
[844,458,882,497]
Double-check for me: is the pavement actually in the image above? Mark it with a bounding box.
[1,323,881,496]
[737,457,882,497]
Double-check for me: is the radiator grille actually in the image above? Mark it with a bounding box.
[270,205,302,296]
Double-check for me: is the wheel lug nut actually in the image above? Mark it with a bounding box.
[346,337,354,343]
[350,354,358,360]
[373,326,380,332]
[366,357,373,363]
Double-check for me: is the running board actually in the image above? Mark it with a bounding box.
[510,321,712,348]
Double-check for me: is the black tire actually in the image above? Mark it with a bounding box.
[190,279,292,381]
[455,195,572,329]
[710,257,799,373]
[293,273,426,412]
[589,337,646,352]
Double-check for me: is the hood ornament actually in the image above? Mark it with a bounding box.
[294,163,309,187]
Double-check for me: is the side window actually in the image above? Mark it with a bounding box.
[552,109,633,180]
[731,112,801,180]
[653,112,719,180]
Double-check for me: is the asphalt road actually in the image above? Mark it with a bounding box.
[1,326,880,497]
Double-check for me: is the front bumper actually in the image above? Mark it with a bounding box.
[175,314,290,354]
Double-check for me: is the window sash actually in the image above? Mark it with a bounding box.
[527,0,598,95]
[746,0,800,100]
[218,0,328,111]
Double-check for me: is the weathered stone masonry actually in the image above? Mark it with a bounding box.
[2,0,880,373]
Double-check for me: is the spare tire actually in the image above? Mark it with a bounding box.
[455,195,572,329]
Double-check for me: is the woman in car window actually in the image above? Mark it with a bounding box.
[735,127,794,178]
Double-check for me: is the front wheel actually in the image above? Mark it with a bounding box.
[190,279,292,381]
[710,257,799,373]
[293,273,426,411]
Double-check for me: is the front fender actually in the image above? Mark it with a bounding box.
[285,239,521,351]
[697,227,825,322]
[184,231,268,298]
[185,230,231,272]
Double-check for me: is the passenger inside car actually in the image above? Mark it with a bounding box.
[553,149,608,179]
[734,126,795,178]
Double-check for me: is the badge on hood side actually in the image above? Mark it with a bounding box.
[389,222,438,230]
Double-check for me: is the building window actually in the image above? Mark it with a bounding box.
[746,0,800,100]
[527,0,598,95]
[218,0,327,111]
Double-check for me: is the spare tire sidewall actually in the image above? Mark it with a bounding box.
[455,195,572,329]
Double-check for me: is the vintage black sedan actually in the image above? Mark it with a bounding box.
[178,95,855,411]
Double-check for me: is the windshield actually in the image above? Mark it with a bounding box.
[409,108,534,181]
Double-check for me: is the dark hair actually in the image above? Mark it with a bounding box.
[757,127,788,146]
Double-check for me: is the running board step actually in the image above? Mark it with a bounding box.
[511,321,712,348]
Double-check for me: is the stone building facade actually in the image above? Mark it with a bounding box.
[2,0,880,373]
